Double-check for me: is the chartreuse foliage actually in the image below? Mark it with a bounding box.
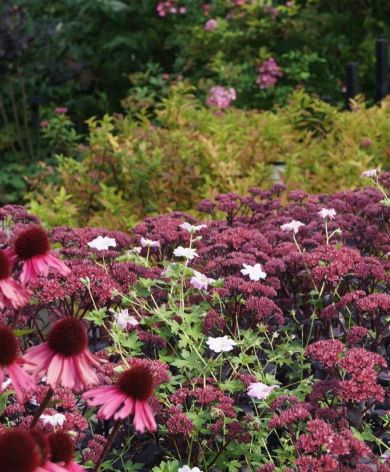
[27,86,390,229]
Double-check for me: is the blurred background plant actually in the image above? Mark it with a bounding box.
[27,85,390,229]
[1,0,390,207]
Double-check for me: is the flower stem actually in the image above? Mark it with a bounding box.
[94,419,122,472]
[30,387,54,427]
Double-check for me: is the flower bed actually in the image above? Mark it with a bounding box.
[0,174,389,471]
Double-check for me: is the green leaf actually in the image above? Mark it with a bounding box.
[0,391,13,414]
[13,328,35,337]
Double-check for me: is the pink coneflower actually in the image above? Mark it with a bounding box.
[0,250,30,308]
[83,365,157,433]
[24,318,102,391]
[47,432,84,472]
[13,226,71,284]
[0,325,36,402]
[0,429,67,472]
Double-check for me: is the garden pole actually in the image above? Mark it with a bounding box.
[376,38,389,102]
[345,63,359,108]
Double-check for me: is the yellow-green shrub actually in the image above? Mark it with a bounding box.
[27,85,390,229]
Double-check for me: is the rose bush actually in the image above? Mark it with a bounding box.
[0,173,388,471]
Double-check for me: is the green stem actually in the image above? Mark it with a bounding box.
[94,419,122,472]
[30,387,54,428]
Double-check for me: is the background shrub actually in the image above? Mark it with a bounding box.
[1,0,390,205]
[27,86,390,229]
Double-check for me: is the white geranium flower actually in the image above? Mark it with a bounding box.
[87,236,117,251]
[40,413,66,427]
[140,237,160,248]
[247,382,278,400]
[361,168,379,178]
[178,467,203,472]
[206,336,236,353]
[190,270,215,290]
[179,222,207,233]
[114,309,139,330]
[173,246,198,260]
[318,208,336,220]
[1,379,12,390]
[240,263,267,281]
[280,220,305,234]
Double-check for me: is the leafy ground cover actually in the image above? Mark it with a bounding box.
[0,172,388,471]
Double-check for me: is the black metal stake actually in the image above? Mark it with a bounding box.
[345,63,359,108]
[376,38,389,102]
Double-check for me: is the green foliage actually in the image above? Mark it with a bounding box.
[27,87,390,229]
[91,250,312,470]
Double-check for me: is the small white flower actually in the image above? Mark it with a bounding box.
[173,246,198,260]
[280,220,305,234]
[1,379,12,390]
[114,309,139,330]
[140,237,161,248]
[178,467,203,472]
[247,382,278,400]
[240,263,267,281]
[190,270,215,290]
[87,236,117,251]
[40,413,66,427]
[206,336,236,353]
[318,208,336,220]
[179,222,207,233]
[361,168,379,178]
[132,247,142,254]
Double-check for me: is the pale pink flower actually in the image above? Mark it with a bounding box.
[207,86,237,110]
[318,208,337,220]
[140,237,161,248]
[204,19,218,31]
[280,220,305,234]
[83,365,157,433]
[87,236,117,251]
[173,246,198,260]
[247,382,278,400]
[256,57,283,89]
[54,107,68,114]
[179,222,207,233]
[361,168,379,178]
[114,309,139,330]
[240,263,267,281]
[40,413,66,427]
[190,270,215,290]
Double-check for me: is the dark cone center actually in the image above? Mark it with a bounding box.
[0,251,11,280]
[14,226,50,260]
[118,365,154,401]
[0,430,41,472]
[47,318,88,357]
[48,431,74,464]
[0,326,18,366]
